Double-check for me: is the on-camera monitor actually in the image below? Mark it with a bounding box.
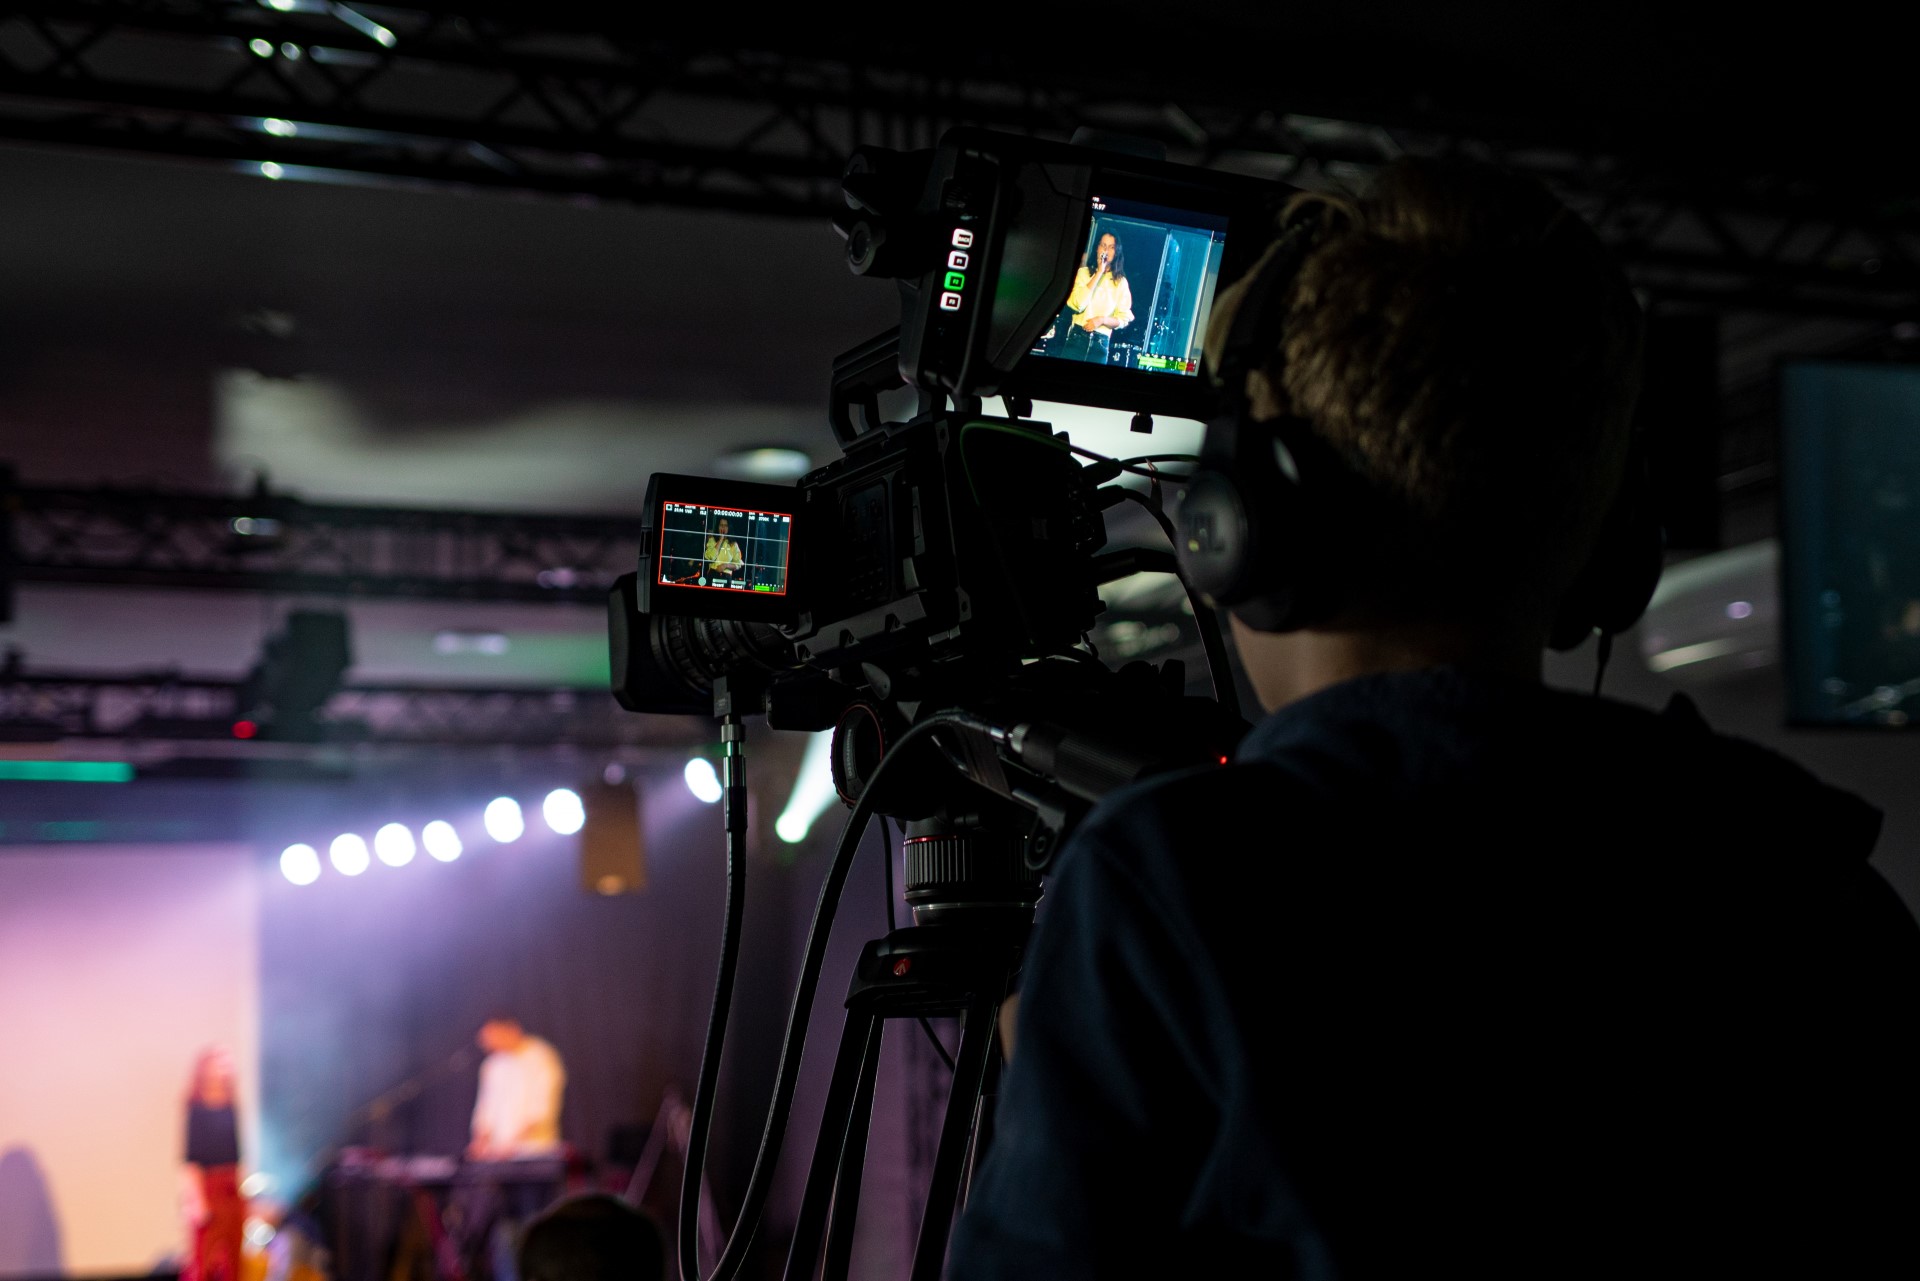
[1028,193,1229,377]
[656,501,793,596]
[1781,360,1920,726]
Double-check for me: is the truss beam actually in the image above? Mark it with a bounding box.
[0,667,664,746]
[2,3,1916,317]
[3,478,642,604]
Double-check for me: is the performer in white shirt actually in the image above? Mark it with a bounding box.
[468,1015,566,1159]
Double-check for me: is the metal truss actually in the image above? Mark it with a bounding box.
[2,475,641,603]
[0,664,672,745]
[1,3,1914,319]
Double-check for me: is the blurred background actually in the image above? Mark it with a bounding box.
[2,5,1917,1280]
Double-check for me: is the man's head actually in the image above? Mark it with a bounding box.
[517,1194,664,1281]
[1198,158,1646,708]
[1208,158,1644,643]
[478,1014,524,1054]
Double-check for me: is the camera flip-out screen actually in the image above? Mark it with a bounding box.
[638,474,800,623]
[1029,193,1229,378]
[658,502,793,596]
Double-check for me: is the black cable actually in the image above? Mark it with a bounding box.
[1593,630,1614,697]
[1106,489,1241,723]
[675,713,981,1281]
[918,1017,958,1072]
[679,713,748,1281]
[882,815,897,931]
[1116,453,1199,472]
[1062,442,1197,480]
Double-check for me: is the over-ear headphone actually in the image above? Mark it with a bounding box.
[1176,203,1664,652]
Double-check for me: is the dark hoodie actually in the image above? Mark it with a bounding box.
[949,669,1920,1279]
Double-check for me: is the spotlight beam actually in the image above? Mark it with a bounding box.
[776,732,838,845]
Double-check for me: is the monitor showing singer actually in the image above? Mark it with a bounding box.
[469,1014,566,1160]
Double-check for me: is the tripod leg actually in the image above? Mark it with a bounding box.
[908,994,999,1281]
[820,1020,884,1281]
[783,1009,882,1281]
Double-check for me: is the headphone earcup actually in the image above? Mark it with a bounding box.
[1178,417,1329,634]
[1176,470,1254,603]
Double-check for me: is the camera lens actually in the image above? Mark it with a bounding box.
[649,614,796,695]
[902,828,1041,927]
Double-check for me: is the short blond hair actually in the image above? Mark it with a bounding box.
[1213,159,1643,625]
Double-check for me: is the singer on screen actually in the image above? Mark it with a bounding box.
[704,518,745,581]
[1060,227,1134,364]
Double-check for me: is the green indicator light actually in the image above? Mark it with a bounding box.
[945,271,966,290]
[0,760,136,783]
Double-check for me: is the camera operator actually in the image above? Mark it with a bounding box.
[948,159,1920,1277]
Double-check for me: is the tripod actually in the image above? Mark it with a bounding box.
[783,923,1024,1281]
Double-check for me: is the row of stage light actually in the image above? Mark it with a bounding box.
[276,787,590,885]
[277,741,839,885]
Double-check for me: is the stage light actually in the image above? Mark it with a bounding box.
[543,788,585,835]
[329,833,369,876]
[280,843,321,885]
[684,757,722,804]
[484,797,524,843]
[775,731,837,845]
[260,161,285,180]
[374,822,415,867]
[422,820,462,862]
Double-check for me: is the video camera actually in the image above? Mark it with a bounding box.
[610,129,1294,1281]
[610,127,1289,836]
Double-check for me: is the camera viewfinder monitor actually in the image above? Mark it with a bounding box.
[638,474,799,623]
[993,165,1272,419]
[1780,360,1920,726]
[1030,192,1228,378]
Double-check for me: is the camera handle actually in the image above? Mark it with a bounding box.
[829,329,944,448]
[782,924,1022,1281]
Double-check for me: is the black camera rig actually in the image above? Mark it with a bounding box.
[606,127,1290,1281]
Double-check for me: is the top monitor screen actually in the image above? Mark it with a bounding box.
[656,501,793,597]
[1028,194,1229,378]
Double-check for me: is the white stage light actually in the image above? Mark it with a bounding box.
[422,820,463,862]
[543,788,586,835]
[484,797,524,843]
[374,822,416,866]
[775,732,838,845]
[329,833,370,876]
[280,843,321,885]
[684,757,722,804]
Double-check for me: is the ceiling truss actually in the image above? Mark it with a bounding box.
[0,2,1914,319]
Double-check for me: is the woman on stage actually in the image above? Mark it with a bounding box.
[180,1047,246,1281]
[1060,227,1134,364]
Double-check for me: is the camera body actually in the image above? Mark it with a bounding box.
[612,128,1289,809]
[632,412,1104,687]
